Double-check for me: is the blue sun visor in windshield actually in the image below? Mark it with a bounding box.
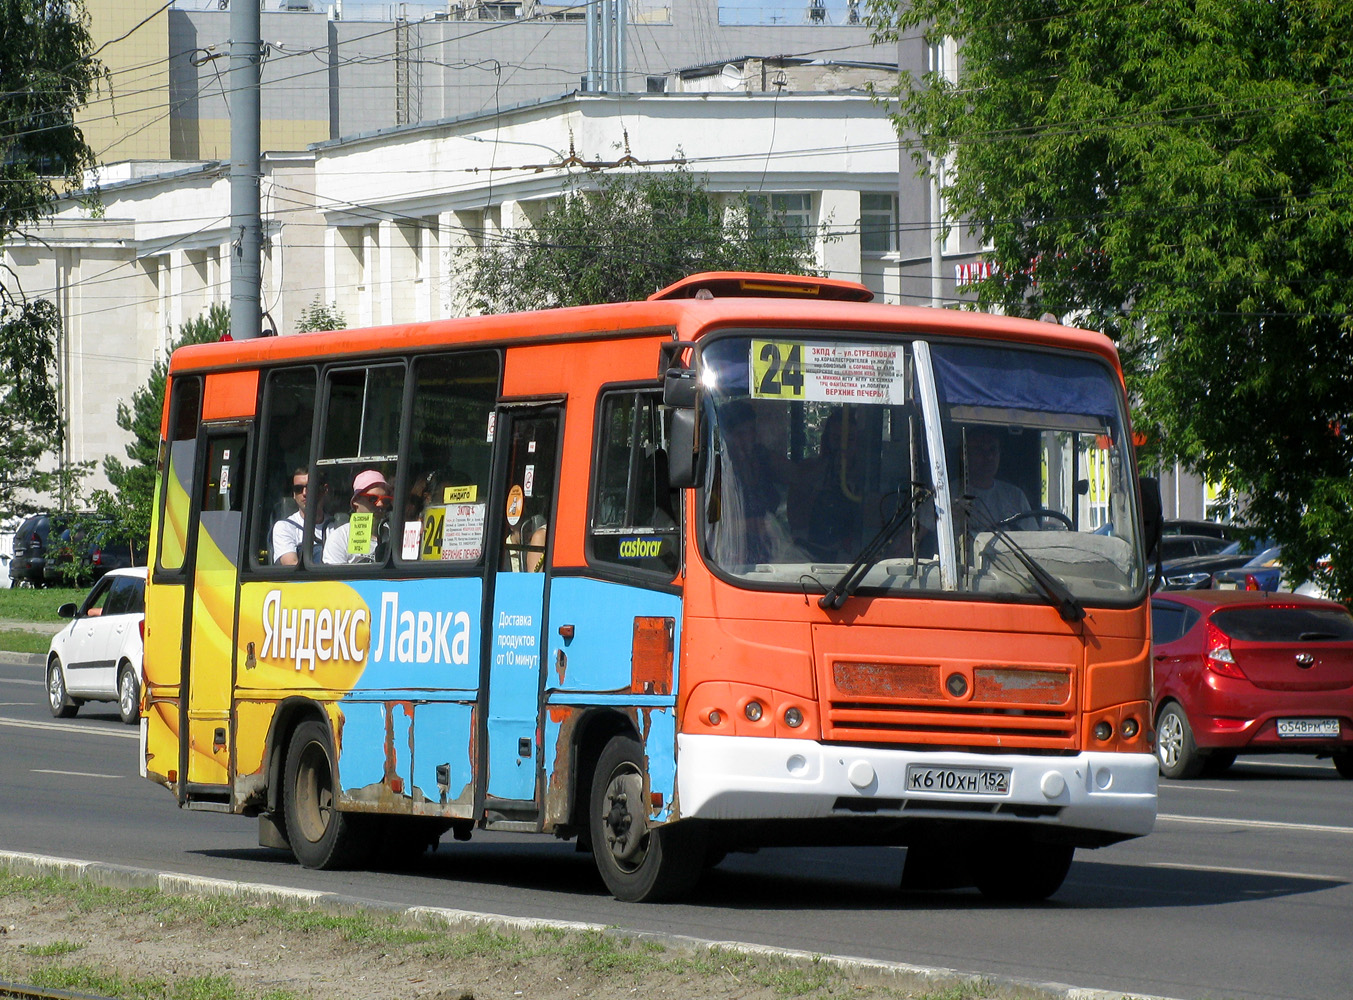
[930,344,1119,420]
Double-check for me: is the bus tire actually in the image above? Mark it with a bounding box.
[973,837,1074,902]
[589,734,705,902]
[283,720,372,870]
[1155,702,1203,779]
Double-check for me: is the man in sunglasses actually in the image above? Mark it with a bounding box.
[322,469,393,564]
[271,468,331,566]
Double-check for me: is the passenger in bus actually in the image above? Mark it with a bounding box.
[322,469,393,564]
[271,469,330,566]
[956,427,1034,532]
[787,408,867,561]
[713,399,797,565]
[504,513,548,572]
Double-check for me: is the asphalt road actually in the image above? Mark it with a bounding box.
[2,655,1350,1000]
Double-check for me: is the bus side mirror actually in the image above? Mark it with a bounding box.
[663,368,698,408]
[668,408,698,489]
[1139,475,1163,560]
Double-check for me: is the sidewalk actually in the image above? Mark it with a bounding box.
[0,616,63,635]
[0,617,62,666]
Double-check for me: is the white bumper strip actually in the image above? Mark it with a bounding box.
[676,734,1157,838]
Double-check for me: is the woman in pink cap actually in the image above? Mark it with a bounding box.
[322,469,392,564]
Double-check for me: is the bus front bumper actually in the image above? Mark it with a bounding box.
[676,734,1157,839]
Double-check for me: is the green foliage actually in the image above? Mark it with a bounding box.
[0,0,103,243]
[458,164,824,312]
[94,304,228,543]
[0,298,83,514]
[295,296,346,333]
[868,0,1353,601]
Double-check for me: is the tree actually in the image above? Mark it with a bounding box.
[295,297,346,333]
[1,0,103,515]
[457,165,824,313]
[1,0,101,244]
[869,0,1353,601]
[95,305,228,542]
[0,298,85,514]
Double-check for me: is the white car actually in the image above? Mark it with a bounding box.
[46,566,146,724]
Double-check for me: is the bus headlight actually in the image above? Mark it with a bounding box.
[783,707,803,728]
[744,700,763,722]
[1093,721,1113,741]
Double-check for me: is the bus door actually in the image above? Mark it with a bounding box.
[179,427,249,794]
[484,406,561,809]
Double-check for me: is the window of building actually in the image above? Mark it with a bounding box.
[860,192,897,254]
[589,389,681,577]
[747,193,814,238]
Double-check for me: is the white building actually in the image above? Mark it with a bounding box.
[4,87,913,495]
[313,88,907,326]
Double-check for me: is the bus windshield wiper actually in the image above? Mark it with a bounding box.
[966,506,1085,623]
[819,484,931,611]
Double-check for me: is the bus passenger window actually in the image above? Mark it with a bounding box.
[588,390,681,576]
[395,351,500,567]
[250,368,317,568]
[316,363,405,569]
[156,374,202,574]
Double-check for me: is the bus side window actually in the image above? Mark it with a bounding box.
[315,363,405,568]
[156,375,202,574]
[250,368,317,569]
[588,389,681,577]
[396,351,500,567]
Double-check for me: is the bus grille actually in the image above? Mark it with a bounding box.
[823,660,1077,748]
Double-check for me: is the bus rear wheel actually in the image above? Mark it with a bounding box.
[283,720,372,869]
[589,734,705,902]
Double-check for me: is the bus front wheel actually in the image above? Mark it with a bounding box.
[972,837,1075,902]
[589,735,705,902]
[283,720,372,870]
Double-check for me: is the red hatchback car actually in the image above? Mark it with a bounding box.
[1151,591,1353,779]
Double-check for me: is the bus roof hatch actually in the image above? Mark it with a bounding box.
[648,271,875,303]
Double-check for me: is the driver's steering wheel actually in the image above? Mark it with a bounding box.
[995,508,1073,530]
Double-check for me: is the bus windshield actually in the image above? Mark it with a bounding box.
[699,332,1144,604]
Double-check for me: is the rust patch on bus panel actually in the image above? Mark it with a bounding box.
[544,707,578,830]
[631,617,674,695]
[972,666,1071,705]
[833,661,939,698]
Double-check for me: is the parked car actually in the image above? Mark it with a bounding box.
[1211,547,1285,592]
[1212,547,1335,600]
[1151,590,1353,779]
[46,567,147,724]
[45,517,147,586]
[1158,537,1275,590]
[1158,533,1234,563]
[9,513,59,588]
[1162,519,1237,541]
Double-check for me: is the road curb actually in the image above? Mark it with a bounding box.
[1,651,49,667]
[0,849,1180,1000]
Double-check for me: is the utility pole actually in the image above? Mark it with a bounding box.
[230,0,263,340]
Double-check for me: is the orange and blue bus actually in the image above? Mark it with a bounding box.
[142,271,1160,902]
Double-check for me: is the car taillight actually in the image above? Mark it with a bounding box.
[92,548,103,566]
[1205,620,1247,679]
[139,619,145,642]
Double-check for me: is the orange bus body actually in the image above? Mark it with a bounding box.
[142,273,1156,902]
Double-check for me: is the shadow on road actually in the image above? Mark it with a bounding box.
[191,839,1345,912]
